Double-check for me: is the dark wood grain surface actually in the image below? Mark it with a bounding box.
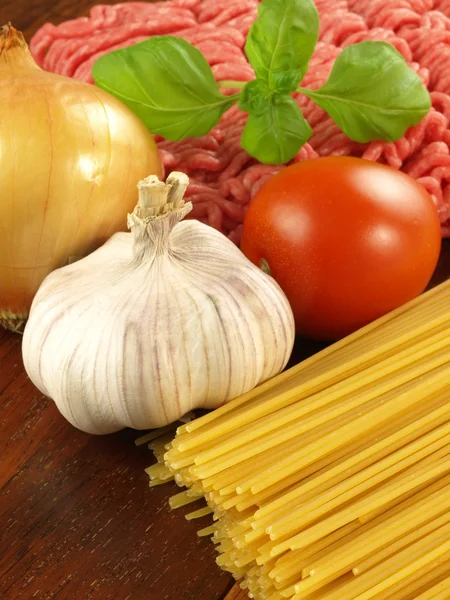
[1,2,450,600]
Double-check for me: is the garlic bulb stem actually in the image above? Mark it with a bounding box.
[137,176,169,215]
[133,171,191,218]
[128,173,193,260]
[166,171,189,207]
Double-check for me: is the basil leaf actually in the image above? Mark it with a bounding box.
[300,41,431,143]
[238,80,273,115]
[92,36,239,141]
[245,0,319,94]
[241,95,312,164]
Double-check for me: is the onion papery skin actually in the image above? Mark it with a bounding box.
[0,25,162,332]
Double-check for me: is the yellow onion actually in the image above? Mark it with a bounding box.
[0,24,162,332]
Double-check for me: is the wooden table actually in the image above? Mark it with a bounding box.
[1,2,450,599]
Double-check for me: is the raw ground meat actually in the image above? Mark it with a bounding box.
[31,0,450,243]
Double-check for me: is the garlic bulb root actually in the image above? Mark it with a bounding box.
[23,173,295,435]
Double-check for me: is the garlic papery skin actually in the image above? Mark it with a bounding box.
[22,173,295,435]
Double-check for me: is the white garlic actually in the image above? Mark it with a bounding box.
[22,172,295,434]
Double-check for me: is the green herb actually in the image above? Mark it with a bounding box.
[242,94,312,164]
[299,42,431,143]
[238,74,312,164]
[244,0,319,94]
[92,36,239,140]
[93,0,431,165]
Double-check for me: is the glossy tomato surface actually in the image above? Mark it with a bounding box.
[241,157,441,340]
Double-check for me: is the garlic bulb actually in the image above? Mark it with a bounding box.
[22,173,295,434]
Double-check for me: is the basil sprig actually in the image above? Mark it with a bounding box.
[93,0,431,165]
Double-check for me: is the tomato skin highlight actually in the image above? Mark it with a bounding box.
[241,157,442,340]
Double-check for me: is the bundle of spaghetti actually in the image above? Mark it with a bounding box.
[30,0,450,242]
[148,278,450,599]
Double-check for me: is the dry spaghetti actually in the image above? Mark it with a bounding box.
[146,278,450,599]
[31,0,450,243]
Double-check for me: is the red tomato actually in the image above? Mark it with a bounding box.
[241,157,441,340]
